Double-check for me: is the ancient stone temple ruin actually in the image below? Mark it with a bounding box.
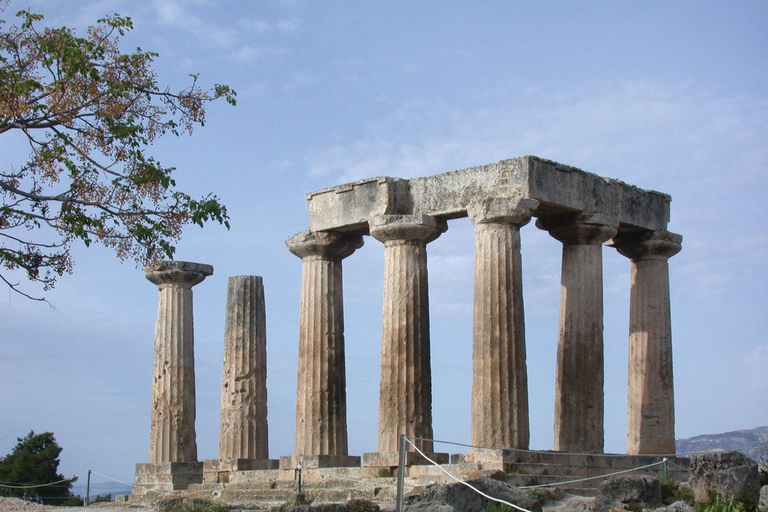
[134,156,684,494]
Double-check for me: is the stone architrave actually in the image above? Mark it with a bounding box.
[144,260,212,464]
[611,230,682,455]
[368,214,446,456]
[467,197,538,452]
[536,213,618,453]
[286,230,363,465]
[218,275,270,460]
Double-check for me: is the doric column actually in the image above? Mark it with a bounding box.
[468,197,538,451]
[536,213,618,453]
[218,275,269,460]
[611,230,682,455]
[286,230,363,459]
[369,214,446,455]
[145,261,213,463]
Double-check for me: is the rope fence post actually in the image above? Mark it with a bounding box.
[85,470,91,506]
[396,434,407,512]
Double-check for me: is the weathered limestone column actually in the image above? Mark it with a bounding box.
[366,214,447,465]
[611,230,682,455]
[284,230,363,468]
[145,260,213,463]
[208,275,277,478]
[467,198,538,454]
[536,213,618,453]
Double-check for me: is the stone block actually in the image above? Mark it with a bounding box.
[134,462,203,493]
[202,458,279,483]
[598,474,662,508]
[689,451,760,503]
[279,454,361,470]
[363,451,449,467]
[306,156,670,234]
[759,485,768,512]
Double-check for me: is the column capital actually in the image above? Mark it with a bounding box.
[611,230,683,261]
[536,212,618,246]
[145,261,213,287]
[286,231,364,260]
[468,197,539,227]
[368,214,447,245]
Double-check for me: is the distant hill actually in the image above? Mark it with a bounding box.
[676,426,767,462]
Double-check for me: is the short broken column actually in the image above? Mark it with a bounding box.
[135,260,212,493]
[611,231,682,455]
[284,230,363,469]
[537,213,618,453]
[364,214,449,467]
[467,198,538,458]
[204,275,277,483]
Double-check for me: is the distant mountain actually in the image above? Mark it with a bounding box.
[71,481,132,499]
[676,426,767,462]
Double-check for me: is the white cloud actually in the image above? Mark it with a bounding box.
[239,18,272,33]
[151,0,237,47]
[230,45,288,63]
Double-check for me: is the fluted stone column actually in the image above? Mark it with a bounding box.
[285,230,363,468]
[366,214,447,464]
[468,198,538,454]
[612,230,682,455]
[144,261,212,464]
[218,275,272,462]
[536,213,618,453]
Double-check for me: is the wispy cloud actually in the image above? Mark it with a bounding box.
[230,45,288,63]
[151,0,237,47]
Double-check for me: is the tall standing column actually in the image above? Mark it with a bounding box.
[218,275,270,461]
[468,198,538,451]
[611,230,682,455]
[536,213,618,453]
[368,214,446,456]
[145,261,213,463]
[286,230,363,466]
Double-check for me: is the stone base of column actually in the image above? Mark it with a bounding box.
[465,448,517,464]
[362,451,449,468]
[134,462,203,494]
[202,458,279,483]
[278,454,361,470]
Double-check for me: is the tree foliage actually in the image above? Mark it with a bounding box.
[0,6,235,300]
[0,431,76,504]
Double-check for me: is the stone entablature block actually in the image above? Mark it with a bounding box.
[307,156,670,233]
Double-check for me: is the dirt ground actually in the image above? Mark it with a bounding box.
[0,498,152,512]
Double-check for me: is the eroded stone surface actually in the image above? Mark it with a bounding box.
[689,451,760,503]
[370,215,446,454]
[612,231,682,455]
[468,198,537,450]
[287,231,363,457]
[145,261,212,463]
[218,275,270,460]
[537,214,618,453]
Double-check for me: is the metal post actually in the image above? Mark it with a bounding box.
[297,462,303,494]
[85,469,91,506]
[395,434,407,512]
[663,458,669,483]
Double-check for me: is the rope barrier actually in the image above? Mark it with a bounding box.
[405,437,535,512]
[520,459,668,489]
[0,476,81,489]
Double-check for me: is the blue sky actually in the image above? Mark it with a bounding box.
[1,0,766,491]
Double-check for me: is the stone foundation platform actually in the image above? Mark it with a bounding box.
[134,462,203,494]
[131,450,690,504]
